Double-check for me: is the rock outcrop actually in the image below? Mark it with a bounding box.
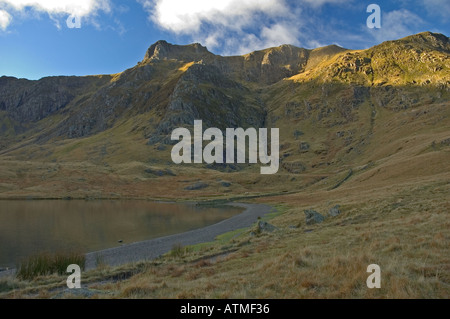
[328,205,341,217]
[304,209,325,225]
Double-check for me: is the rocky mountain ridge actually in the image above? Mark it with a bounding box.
[0,32,448,184]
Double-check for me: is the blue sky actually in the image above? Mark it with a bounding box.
[0,0,448,80]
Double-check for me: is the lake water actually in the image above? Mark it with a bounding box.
[0,200,243,269]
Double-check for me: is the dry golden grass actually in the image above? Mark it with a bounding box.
[0,128,448,300]
[2,175,447,299]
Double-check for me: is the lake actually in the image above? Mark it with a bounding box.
[0,200,243,269]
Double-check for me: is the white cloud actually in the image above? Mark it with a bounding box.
[139,0,360,55]
[0,0,110,30]
[301,0,350,8]
[261,23,301,48]
[139,0,306,54]
[419,0,450,20]
[218,24,301,56]
[368,9,425,43]
[141,0,287,33]
[0,9,11,30]
[0,0,110,16]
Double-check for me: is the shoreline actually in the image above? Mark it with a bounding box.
[0,202,275,278]
[85,202,274,270]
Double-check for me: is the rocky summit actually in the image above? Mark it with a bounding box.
[0,31,448,199]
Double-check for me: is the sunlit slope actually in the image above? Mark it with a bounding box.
[0,31,448,198]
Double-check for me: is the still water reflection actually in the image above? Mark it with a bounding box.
[0,200,242,268]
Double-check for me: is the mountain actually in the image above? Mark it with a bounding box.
[0,31,449,199]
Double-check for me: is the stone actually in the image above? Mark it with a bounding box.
[185,182,208,190]
[281,161,306,174]
[144,168,176,177]
[256,221,277,233]
[304,209,325,225]
[294,130,304,139]
[328,205,341,217]
[299,142,310,151]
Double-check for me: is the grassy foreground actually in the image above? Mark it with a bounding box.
[1,175,448,299]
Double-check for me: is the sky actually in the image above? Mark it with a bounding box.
[0,0,448,80]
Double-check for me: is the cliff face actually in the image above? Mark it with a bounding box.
[0,76,111,123]
[0,32,448,175]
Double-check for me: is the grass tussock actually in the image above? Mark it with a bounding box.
[16,251,85,281]
[168,243,192,259]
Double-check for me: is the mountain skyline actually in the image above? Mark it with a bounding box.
[0,0,449,80]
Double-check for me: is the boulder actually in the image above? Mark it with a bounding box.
[328,205,341,217]
[299,142,310,151]
[144,168,176,177]
[304,209,325,225]
[257,221,277,233]
[294,130,304,139]
[185,182,209,190]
